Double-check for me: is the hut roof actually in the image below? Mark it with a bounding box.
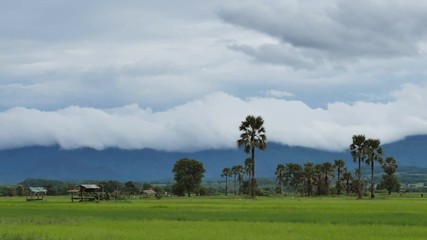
[67,184,100,193]
[143,189,156,195]
[81,184,100,189]
[29,187,47,193]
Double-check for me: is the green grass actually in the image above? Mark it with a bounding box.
[0,194,426,239]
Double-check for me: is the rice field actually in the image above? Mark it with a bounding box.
[0,194,426,240]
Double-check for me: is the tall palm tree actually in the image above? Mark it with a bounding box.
[334,159,345,195]
[350,134,367,199]
[365,138,383,198]
[221,167,232,196]
[237,115,267,198]
[231,165,244,195]
[275,164,286,194]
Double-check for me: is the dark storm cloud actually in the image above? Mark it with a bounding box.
[219,0,427,64]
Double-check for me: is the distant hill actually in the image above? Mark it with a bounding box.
[0,135,426,183]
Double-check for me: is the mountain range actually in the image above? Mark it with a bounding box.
[0,135,426,184]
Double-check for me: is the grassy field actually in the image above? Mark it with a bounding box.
[0,194,426,240]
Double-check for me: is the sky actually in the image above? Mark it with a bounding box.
[1,0,427,152]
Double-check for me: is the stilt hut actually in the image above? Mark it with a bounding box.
[68,184,101,202]
[27,187,47,201]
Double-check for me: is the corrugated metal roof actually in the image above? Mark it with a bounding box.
[80,184,100,189]
[29,187,47,193]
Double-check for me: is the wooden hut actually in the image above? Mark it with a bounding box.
[68,184,101,202]
[142,189,157,198]
[27,187,47,201]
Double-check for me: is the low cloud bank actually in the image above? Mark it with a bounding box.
[1,83,426,152]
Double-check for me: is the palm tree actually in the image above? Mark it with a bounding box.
[237,115,267,198]
[334,159,345,195]
[231,165,244,195]
[382,157,398,176]
[275,164,286,194]
[341,169,353,195]
[319,162,335,195]
[365,139,383,198]
[350,134,367,199]
[221,168,232,196]
[381,157,399,195]
[303,162,317,196]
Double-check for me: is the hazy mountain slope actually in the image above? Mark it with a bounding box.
[0,135,425,183]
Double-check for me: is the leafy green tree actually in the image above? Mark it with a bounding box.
[284,163,303,193]
[221,167,232,196]
[275,164,286,193]
[171,182,186,197]
[334,159,345,195]
[142,183,153,190]
[379,157,400,194]
[365,138,383,198]
[237,115,267,198]
[231,165,244,195]
[98,180,122,193]
[172,158,205,197]
[15,185,25,196]
[44,184,56,195]
[124,181,139,195]
[350,134,367,199]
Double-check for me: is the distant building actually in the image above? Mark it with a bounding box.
[68,184,101,202]
[142,189,157,198]
[27,187,47,201]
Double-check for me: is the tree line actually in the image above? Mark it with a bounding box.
[218,115,400,198]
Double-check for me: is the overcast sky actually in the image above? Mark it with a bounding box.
[1,0,427,152]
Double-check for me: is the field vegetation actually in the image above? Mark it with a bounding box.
[0,194,426,240]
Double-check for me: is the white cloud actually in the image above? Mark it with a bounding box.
[0,83,426,152]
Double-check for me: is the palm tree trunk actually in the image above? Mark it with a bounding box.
[225,176,228,196]
[358,158,362,199]
[371,161,375,198]
[234,175,237,195]
[251,147,255,198]
[346,179,349,195]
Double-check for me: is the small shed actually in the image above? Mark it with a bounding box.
[142,189,157,198]
[68,184,101,202]
[27,187,47,201]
